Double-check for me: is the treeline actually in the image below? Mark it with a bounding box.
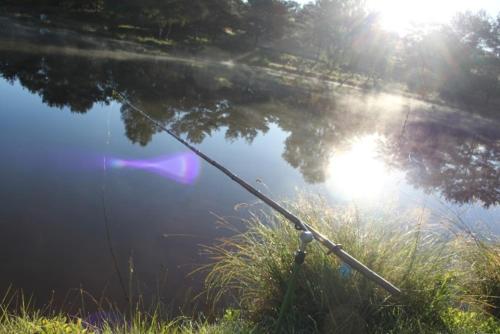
[2,0,500,106]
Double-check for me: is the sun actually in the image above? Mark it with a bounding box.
[366,0,497,33]
[296,0,498,33]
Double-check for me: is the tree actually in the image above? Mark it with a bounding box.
[198,0,244,40]
[451,11,500,104]
[245,0,293,46]
[293,0,373,74]
[399,12,500,105]
[60,0,105,13]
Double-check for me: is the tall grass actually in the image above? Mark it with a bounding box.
[204,196,500,333]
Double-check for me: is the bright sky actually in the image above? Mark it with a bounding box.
[296,0,500,32]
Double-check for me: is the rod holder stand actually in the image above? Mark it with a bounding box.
[299,231,313,252]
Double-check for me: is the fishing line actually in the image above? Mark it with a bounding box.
[115,92,401,296]
[101,108,129,303]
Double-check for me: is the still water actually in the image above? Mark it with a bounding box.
[0,18,498,312]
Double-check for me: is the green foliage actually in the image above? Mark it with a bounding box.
[0,308,255,334]
[245,0,293,45]
[443,308,500,334]
[401,11,500,104]
[205,197,500,333]
[464,242,500,318]
[0,311,89,334]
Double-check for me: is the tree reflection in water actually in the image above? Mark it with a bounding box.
[0,40,498,208]
[384,120,499,207]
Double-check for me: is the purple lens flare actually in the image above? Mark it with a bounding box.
[109,152,200,184]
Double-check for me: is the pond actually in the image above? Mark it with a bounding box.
[0,17,498,313]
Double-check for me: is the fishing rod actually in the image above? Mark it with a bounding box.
[116,93,401,297]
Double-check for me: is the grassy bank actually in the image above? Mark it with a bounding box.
[0,310,254,333]
[2,198,499,333]
[204,198,499,333]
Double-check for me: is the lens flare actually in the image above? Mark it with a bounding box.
[109,152,200,184]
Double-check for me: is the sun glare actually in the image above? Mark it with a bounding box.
[296,0,498,33]
[327,135,398,200]
[367,0,499,33]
